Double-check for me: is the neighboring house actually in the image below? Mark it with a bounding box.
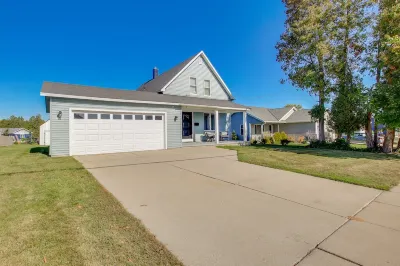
[40,120,51,145]
[0,128,32,141]
[40,51,249,156]
[231,107,331,141]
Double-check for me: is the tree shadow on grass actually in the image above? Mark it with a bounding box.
[246,144,400,161]
[30,146,49,156]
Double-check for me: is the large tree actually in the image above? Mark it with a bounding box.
[328,0,373,143]
[276,0,335,141]
[372,0,400,153]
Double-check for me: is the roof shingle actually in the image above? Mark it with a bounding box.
[41,82,247,110]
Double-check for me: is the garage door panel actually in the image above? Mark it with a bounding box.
[87,135,99,141]
[87,124,99,130]
[73,124,85,130]
[71,111,165,155]
[100,124,110,130]
[111,124,122,130]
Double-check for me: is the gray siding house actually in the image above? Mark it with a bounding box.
[231,107,323,141]
[41,51,249,156]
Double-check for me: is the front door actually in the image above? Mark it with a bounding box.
[182,112,193,140]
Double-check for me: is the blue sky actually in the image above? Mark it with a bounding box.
[0,0,318,120]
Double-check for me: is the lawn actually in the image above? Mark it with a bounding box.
[220,144,400,190]
[0,145,182,266]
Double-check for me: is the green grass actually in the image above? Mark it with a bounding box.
[0,145,182,266]
[220,144,400,190]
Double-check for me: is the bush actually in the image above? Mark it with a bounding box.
[297,135,305,143]
[307,138,381,152]
[261,138,266,144]
[281,139,292,146]
[252,139,258,145]
[231,130,238,140]
[274,131,288,143]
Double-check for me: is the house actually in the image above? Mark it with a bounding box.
[231,107,324,141]
[40,51,249,156]
[39,120,51,145]
[0,128,32,141]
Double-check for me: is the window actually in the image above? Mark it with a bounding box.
[204,80,210,96]
[74,113,84,119]
[135,115,143,120]
[254,125,262,135]
[203,113,215,130]
[190,77,197,94]
[269,125,272,132]
[240,125,244,136]
[87,113,98,119]
[145,115,153,120]
[124,114,133,120]
[113,114,122,119]
[155,115,163,120]
[101,114,110,119]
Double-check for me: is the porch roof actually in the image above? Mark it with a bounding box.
[41,82,248,111]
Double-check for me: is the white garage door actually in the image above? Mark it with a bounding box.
[70,111,165,155]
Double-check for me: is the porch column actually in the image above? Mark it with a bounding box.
[278,124,280,132]
[208,113,212,130]
[215,110,219,144]
[243,111,247,141]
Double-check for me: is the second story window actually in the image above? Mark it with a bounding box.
[204,80,210,96]
[190,77,197,94]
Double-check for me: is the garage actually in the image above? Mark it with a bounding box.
[70,111,166,155]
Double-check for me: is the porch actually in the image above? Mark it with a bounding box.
[182,140,243,147]
[181,106,249,145]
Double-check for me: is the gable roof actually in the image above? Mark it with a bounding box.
[248,106,278,122]
[285,109,312,122]
[247,106,312,123]
[268,107,294,121]
[0,128,31,134]
[137,51,234,100]
[40,82,247,110]
[136,53,197,93]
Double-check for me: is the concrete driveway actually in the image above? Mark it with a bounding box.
[76,146,400,266]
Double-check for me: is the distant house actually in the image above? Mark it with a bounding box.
[231,107,334,141]
[0,128,32,141]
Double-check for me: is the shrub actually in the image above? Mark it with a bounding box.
[231,130,238,140]
[280,131,288,140]
[281,139,292,146]
[273,132,282,143]
[261,138,266,144]
[252,139,258,145]
[297,135,305,143]
[265,137,272,144]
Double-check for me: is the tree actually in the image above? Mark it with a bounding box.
[284,104,303,110]
[276,0,335,141]
[26,115,45,139]
[0,114,45,140]
[328,0,372,143]
[2,129,9,136]
[328,83,367,142]
[372,0,400,153]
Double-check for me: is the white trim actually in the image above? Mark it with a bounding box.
[204,79,211,97]
[215,110,219,144]
[40,92,247,111]
[189,77,197,94]
[159,51,234,99]
[182,111,194,142]
[68,108,168,155]
[279,107,297,121]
